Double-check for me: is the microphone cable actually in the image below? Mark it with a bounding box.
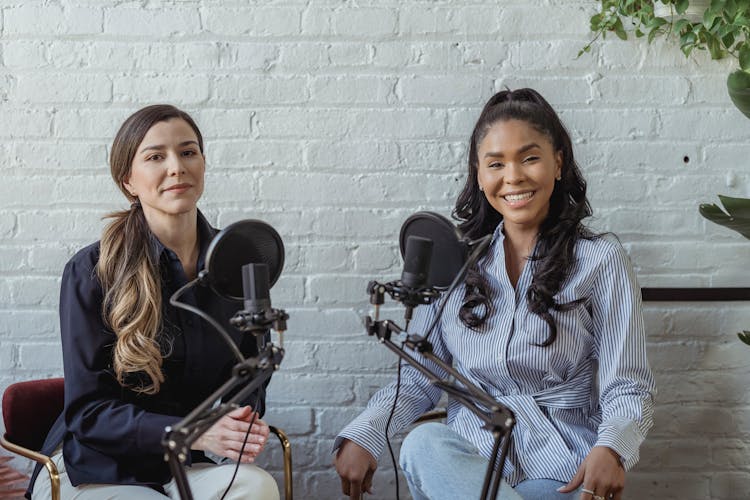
[422,234,492,343]
[170,277,244,362]
[380,234,492,498]
[169,278,270,499]
[220,391,261,500]
[384,358,403,500]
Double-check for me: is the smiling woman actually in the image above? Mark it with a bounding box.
[334,89,656,500]
[26,105,280,500]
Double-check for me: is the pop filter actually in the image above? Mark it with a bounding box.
[204,219,285,301]
[399,212,467,289]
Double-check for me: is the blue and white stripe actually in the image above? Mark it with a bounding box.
[336,222,656,486]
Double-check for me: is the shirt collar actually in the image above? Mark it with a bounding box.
[152,209,216,269]
[489,219,505,247]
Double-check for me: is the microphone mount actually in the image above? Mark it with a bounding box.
[230,308,289,337]
[163,219,288,500]
[367,279,441,323]
[365,212,512,500]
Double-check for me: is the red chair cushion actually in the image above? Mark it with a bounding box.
[2,378,64,451]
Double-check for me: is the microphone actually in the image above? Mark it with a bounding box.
[400,236,433,323]
[401,236,433,289]
[242,263,271,314]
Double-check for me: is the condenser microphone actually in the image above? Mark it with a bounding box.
[401,236,433,289]
[400,235,433,323]
[242,263,271,314]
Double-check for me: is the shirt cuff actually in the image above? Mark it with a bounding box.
[594,416,645,470]
[138,413,183,455]
[332,407,389,461]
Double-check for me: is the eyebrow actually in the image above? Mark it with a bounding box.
[139,140,200,154]
[483,143,541,159]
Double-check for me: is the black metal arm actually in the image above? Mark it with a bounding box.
[365,313,515,500]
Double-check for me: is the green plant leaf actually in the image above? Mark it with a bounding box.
[704,8,721,26]
[674,19,690,32]
[738,330,750,346]
[708,35,726,58]
[676,0,689,14]
[740,43,750,70]
[721,31,736,49]
[614,17,628,40]
[647,16,668,29]
[699,195,750,240]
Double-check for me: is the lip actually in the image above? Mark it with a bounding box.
[501,190,536,207]
[162,183,192,193]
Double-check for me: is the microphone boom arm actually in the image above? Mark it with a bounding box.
[165,278,287,500]
[365,230,511,500]
[364,317,515,500]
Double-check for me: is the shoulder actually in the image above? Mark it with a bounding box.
[62,241,102,291]
[574,233,632,272]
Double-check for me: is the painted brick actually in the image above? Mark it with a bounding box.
[311,76,396,105]
[104,7,200,37]
[5,5,102,35]
[17,343,62,371]
[212,76,309,105]
[113,75,209,105]
[204,7,301,37]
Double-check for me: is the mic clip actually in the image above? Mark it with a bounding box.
[230,308,289,334]
[368,280,441,309]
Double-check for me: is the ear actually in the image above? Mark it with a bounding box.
[555,151,563,179]
[122,177,136,197]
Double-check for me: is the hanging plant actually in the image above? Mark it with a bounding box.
[581,0,750,118]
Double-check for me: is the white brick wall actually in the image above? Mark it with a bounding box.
[1,1,749,498]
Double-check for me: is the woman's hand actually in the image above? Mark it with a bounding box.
[558,446,625,500]
[192,405,270,463]
[334,439,378,499]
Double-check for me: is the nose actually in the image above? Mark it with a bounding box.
[166,153,186,176]
[503,162,525,184]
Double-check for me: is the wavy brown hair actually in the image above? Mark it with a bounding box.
[453,88,594,345]
[97,105,204,394]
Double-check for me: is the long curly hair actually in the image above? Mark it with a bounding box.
[97,104,204,394]
[453,88,593,346]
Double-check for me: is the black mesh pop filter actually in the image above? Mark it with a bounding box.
[399,212,467,289]
[204,219,285,301]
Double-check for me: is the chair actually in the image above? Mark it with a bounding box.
[1,378,63,500]
[413,409,447,425]
[1,379,294,500]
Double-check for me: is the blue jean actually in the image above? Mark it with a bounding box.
[399,422,581,500]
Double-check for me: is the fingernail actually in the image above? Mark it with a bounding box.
[556,487,564,492]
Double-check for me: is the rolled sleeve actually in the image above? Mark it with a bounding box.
[591,240,656,470]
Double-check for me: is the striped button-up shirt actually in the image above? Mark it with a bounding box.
[336,223,656,486]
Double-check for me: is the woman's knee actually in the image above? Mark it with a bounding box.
[229,464,279,500]
[399,422,451,471]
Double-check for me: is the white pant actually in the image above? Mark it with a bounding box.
[32,450,280,500]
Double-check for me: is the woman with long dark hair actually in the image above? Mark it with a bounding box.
[28,105,279,499]
[334,89,655,500]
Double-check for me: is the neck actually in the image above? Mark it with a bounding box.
[502,222,538,289]
[142,207,200,276]
[502,223,538,258]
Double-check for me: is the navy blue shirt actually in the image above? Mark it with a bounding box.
[28,211,268,496]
